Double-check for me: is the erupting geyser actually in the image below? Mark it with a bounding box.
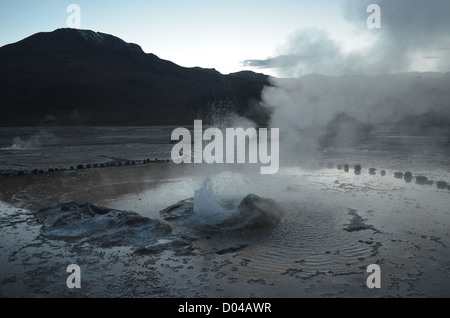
[160,192,285,232]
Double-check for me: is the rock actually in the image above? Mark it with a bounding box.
[160,193,285,232]
[369,168,376,175]
[437,181,447,189]
[219,194,285,230]
[404,171,413,178]
[35,202,173,248]
[70,166,74,170]
[160,198,195,220]
[48,168,54,173]
[337,164,343,170]
[394,172,403,179]
[77,164,84,170]
[380,170,386,176]
[327,162,334,169]
[404,171,413,183]
[415,176,428,185]
[354,164,362,172]
[344,164,349,172]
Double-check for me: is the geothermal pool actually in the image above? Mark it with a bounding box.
[0,126,449,297]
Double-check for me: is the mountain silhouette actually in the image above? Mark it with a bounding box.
[0,28,271,126]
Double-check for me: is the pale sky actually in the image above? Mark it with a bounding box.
[1,1,448,76]
[0,0,370,76]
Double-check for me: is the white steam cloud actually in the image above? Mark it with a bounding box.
[243,0,450,163]
[244,0,450,77]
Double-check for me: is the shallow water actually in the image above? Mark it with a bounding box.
[0,126,175,172]
[0,126,449,297]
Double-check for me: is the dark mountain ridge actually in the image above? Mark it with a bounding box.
[0,28,271,126]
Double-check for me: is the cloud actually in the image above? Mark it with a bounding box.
[243,0,450,77]
[243,29,347,77]
[342,0,450,73]
[246,1,450,164]
[262,72,450,163]
[243,54,313,69]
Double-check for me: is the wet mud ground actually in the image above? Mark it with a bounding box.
[1,162,449,298]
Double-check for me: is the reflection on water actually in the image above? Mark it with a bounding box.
[0,126,449,297]
[1,126,449,176]
[0,126,175,171]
